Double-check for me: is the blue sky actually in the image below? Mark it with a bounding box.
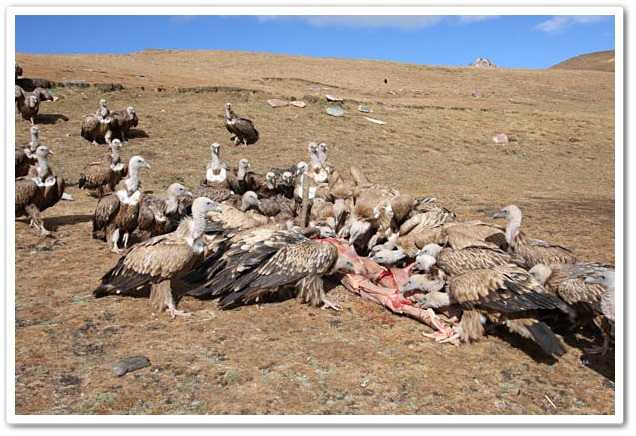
[14,14,615,69]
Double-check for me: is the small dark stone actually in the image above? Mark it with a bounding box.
[602,380,615,391]
[110,356,151,377]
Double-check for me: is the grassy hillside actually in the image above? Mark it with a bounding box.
[550,50,615,72]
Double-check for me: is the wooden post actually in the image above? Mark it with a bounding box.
[300,171,310,228]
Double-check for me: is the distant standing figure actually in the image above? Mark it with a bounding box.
[384,79,387,84]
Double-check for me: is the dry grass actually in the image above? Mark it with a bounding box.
[13,50,615,416]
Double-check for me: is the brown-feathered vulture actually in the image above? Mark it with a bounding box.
[136,183,193,240]
[92,156,150,253]
[15,146,65,236]
[584,270,616,354]
[81,113,113,145]
[224,102,259,147]
[409,263,573,357]
[79,139,127,198]
[15,126,40,178]
[418,243,522,277]
[15,86,58,125]
[15,62,23,80]
[16,88,40,125]
[530,262,615,354]
[184,229,362,310]
[109,106,138,142]
[93,197,222,318]
[493,205,576,268]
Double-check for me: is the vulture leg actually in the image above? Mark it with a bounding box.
[25,204,50,236]
[150,281,191,319]
[105,130,112,145]
[92,139,99,146]
[109,228,123,254]
[233,137,240,146]
[122,232,130,248]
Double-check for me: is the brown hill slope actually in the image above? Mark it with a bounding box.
[550,50,615,72]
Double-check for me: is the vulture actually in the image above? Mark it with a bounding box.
[109,106,138,142]
[258,194,295,221]
[92,156,151,253]
[96,99,111,120]
[530,263,616,354]
[15,126,40,178]
[15,146,65,236]
[307,143,329,184]
[15,88,40,125]
[418,243,521,277]
[78,139,127,198]
[82,100,113,145]
[409,263,573,357]
[185,229,361,310]
[94,197,222,318]
[585,271,616,354]
[200,143,241,190]
[15,62,22,80]
[136,183,193,240]
[224,102,259,146]
[493,205,576,268]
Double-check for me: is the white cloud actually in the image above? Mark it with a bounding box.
[257,15,445,29]
[534,15,608,34]
[169,15,197,25]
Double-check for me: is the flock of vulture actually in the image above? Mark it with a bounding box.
[14,61,615,360]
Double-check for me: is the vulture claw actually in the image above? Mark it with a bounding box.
[320,299,342,311]
[167,308,192,319]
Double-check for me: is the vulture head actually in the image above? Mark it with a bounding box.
[238,159,250,170]
[28,95,38,108]
[210,142,221,157]
[129,155,151,172]
[400,275,446,296]
[167,183,194,200]
[296,161,308,175]
[266,172,276,190]
[414,290,452,309]
[110,138,122,150]
[318,143,327,154]
[348,219,372,246]
[127,106,135,116]
[99,99,108,108]
[225,102,232,118]
[414,253,437,272]
[421,243,443,258]
[370,248,406,266]
[240,191,261,212]
[528,264,553,285]
[584,269,615,289]
[192,196,222,217]
[329,253,358,275]
[281,171,293,186]
[35,145,53,160]
[30,126,39,136]
[585,270,616,321]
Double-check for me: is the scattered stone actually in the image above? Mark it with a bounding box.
[62,79,86,84]
[326,95,343,102]
[358,105,372,113]
[82,68,93,72]
[155,87,166,92]
[290,100,306,108]
[309,87,321,91]
[493,133,509,144]
[166,98,176,102]
[61,193,74,201]
[93,83,124,92]
[110,356,151,376]
[469,58,497,67]
[382,105,398,111]
[267,98,288,108]
[135,74,146,79]
[472,92,482,98]
[364,117,386,125]
[326,107,345,117]
[388,91,396,95]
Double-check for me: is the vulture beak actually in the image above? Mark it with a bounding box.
[185,190,194,197]
[48,150,54,155]
[210,202,222,214]
[492,210,506,219]
[143,162,151,170]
